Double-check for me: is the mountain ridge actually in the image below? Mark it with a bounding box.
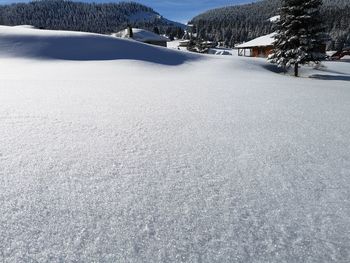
[0,0,185,38]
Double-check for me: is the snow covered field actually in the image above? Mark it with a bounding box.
[1,26,350,262]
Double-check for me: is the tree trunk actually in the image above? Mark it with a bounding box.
[294,63,299,77]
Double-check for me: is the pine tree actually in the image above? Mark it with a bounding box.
[153,26,160,35]
[268,0,326,77]
[127,25,133,38]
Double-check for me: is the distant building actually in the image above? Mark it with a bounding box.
[113,27,169,47]
[235,33,275,58]
[236,30,327,58]
[327,48,350,60]
[178,40,190,47]
[200,41,216,49]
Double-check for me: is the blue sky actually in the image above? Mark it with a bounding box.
[0,0,258,23]
[127,0,257,23]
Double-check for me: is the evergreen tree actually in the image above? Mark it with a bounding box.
[0,0,185,36]
[268,0,326,76]
[127,25,133,38]
[190,0,349,50]
[153,26,160,35]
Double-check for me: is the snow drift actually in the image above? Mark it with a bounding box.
[0,26,198,65]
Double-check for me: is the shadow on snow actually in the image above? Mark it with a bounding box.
[262,62,350,82]
[0,34,200,66]
[309,74,350,81]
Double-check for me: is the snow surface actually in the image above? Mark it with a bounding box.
[236,33,275,48]
[1,26,350,262]
[167,40,188,51]
[341,55,350,62]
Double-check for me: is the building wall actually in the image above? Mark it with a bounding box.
[238,48,252,56]
[252,46,273,58]
[238,46,272,57]
[240,45,327,58]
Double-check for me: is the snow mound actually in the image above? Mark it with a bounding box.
[0,26,198,65]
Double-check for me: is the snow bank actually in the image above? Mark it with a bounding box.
[0,26,198,65]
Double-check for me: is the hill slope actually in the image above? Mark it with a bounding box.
[190,0,350,50]
[0,0,185,38]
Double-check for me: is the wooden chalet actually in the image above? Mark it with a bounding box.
[235,33,275,58]
[327,48,350,60]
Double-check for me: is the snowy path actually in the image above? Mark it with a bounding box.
[0,26,350,262]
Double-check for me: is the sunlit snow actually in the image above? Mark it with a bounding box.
[0,26,349,262]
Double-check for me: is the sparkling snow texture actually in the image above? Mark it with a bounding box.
[0,26,349,262]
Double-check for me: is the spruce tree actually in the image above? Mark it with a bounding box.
[127,25,133,38]
[153,26,160,35]
[268,0,326,77]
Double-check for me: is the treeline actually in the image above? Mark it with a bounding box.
[0,0,184,38]
[190,0,350,50]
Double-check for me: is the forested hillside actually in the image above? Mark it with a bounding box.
[0,0,184,38]
[190,0,350,50]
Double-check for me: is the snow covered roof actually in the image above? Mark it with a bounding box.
[13,25,36,29]
[114,28,169,42]
[269,15,280,22]
[235,33,275,49]
[326,51,338,57]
